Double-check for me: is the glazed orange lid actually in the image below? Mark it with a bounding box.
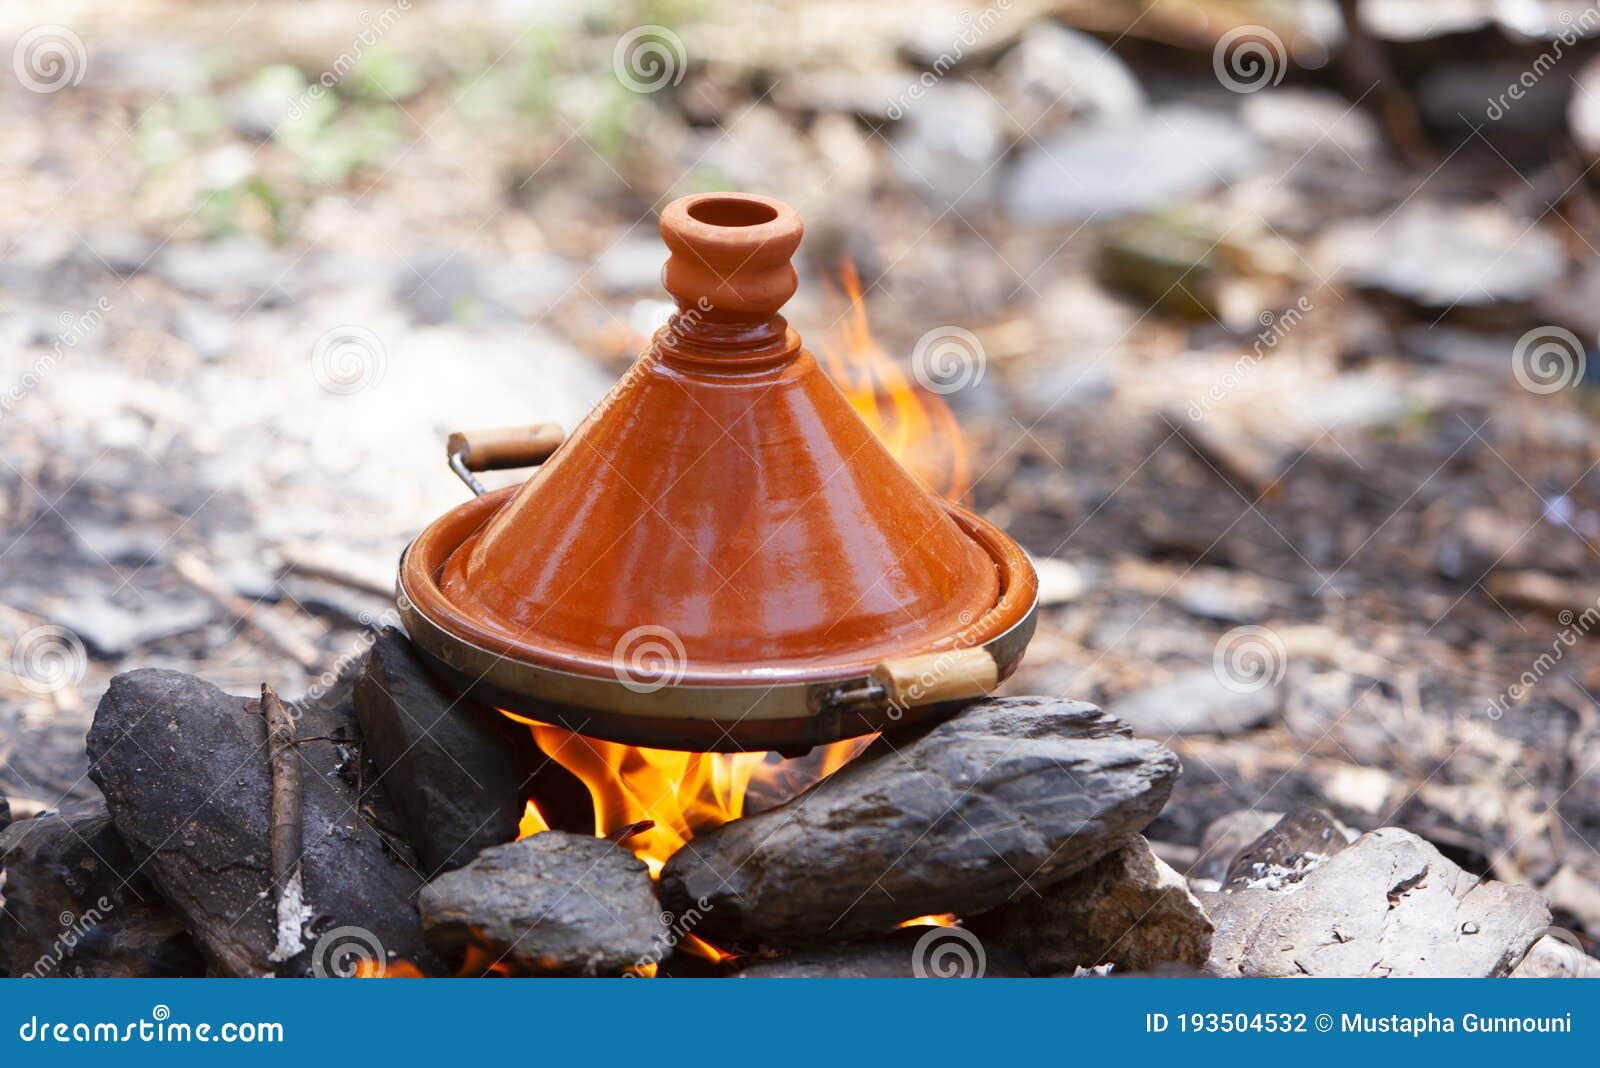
[414,192,1010,682]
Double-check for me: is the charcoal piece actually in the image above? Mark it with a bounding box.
[981,836,1212,976]
[0,805,205,977]
[659,697,1179,947]
[1191,810,1283,885]
[418,831,664,976]
[86,669,439,977]
[735,926,1027,978]
[354,628,529,873]
[1223,808,1353,891]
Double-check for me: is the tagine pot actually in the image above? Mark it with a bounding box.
[398,192,1037,753]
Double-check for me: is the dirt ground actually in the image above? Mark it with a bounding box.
[3,1,1599,947]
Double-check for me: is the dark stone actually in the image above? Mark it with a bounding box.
[736,926,1027,978]
[354,629,528,874]
[418,831,665,976]
[1223,808,1352,890]
[659,697,1179,947]
[0,805,204,977]
[86,669,439,977]
[1191,810,1282,885]
[980,836,1212,976]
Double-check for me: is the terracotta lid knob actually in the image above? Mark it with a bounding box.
[659,193,803,322]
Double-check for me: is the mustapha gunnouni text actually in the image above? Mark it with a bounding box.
[1342,1013,1572,1035]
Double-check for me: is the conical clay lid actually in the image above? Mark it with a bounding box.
[436,192,1000,679]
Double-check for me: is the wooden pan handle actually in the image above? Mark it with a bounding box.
[871,648,998,708]
[447,423,565,472]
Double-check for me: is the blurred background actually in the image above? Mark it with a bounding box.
[2,1,1599,943]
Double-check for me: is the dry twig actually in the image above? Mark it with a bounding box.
[262,684,308,964]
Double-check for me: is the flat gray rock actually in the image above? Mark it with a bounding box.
[1210,827,1550,977]
[1003,107,1261,223]
[154,237,298,305]
[890,82,1004,210]
[392,248,489,325]
[86,669,438,977]
[1114,667,1282,737]
[419,831,665,976]
[1329,201,1564,309]
[592,239,666,294]
[994,22,1143,133]
[983,836,1212,975]
[659,697,1179,947]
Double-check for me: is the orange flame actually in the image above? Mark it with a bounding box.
[518,799,551,837]
[815,263,971,502]
[355,958,424,979]
[520,723,872,879]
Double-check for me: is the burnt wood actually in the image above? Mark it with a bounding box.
[86,669,439,977]
[353,628,530,873]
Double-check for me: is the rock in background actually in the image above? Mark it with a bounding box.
[1207,828,1550,977]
